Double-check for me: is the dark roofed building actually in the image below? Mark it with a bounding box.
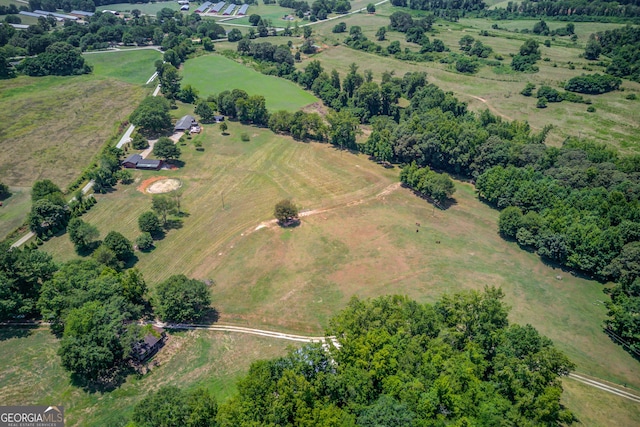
[122,153,143,168]
[122,154,162,170]
[175,115,197,131]
[137,159,162,170]
[214,115,225,123]
[133,326,167,362]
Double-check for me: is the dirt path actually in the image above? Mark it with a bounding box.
[155,322,331,343]
[468,95,514,122]
[568,373,640,403]
[248,182,402,235]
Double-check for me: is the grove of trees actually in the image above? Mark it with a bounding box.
[215,289,574,425]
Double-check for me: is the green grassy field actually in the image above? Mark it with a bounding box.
[84,49,162,85]
[303,9,640,152]
[0,187,30,239]
[5,9,640,426]
[0,327,292,426]
[181,54,318,111]
[97,1,180,15]
[0,49,158,240]
[222,3,303,26]
[38,119,640,424]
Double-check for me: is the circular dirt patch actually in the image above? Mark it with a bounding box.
[146,178,182,194]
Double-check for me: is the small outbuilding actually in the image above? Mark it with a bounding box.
[175,115,197,131]
[213,115,225,123]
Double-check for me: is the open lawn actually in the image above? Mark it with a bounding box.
[0,327,292,426]
[84,48,162,85]
[97,1,180,15]
[181,54,318,111]
[40,119,640,424]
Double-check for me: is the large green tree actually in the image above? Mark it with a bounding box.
[132,386,218,427]
[28,199,68,236]
[18,42,91,76]
[58,300,140,382]
[151,195,177,225]
[327,110,360,150]
[138,211,162,235]
[153,137,181,161]
[274,199,299,224]
[102,231,134,262]
[0,243,56,321]
[130,97,172,136]
[67,218,100,253]
[153,275,211,323]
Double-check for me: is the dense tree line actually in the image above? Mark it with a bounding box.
[585,25,640,82]
[18,41,90,76]
[215,290,575,425]
[400,162,456,206]
[564,73,622,94]
[1,8,219,79]
[488,0,640,19]
[391,0,486,20]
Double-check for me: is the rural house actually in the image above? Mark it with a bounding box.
[132,326,167,363]
[175,115,197,131]
[122,153,163,170]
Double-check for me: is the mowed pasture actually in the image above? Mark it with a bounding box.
[84,48,162,85]
[42,117,640,385]
[97,1,180,15]
[181,54,318,111]
[0,76,146,188]
[0,326,292,426]
[307,6,640,151]
[0,187,30,239]
[0,49,158,239]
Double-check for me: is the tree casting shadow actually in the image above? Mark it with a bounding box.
[0,325,38,341]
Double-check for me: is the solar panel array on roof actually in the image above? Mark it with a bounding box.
[211,1,225,12]
[237,4,249,15]
[195,1,212,12]
[222,4,235,14]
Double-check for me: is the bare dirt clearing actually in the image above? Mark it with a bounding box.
[146,178,182,194]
